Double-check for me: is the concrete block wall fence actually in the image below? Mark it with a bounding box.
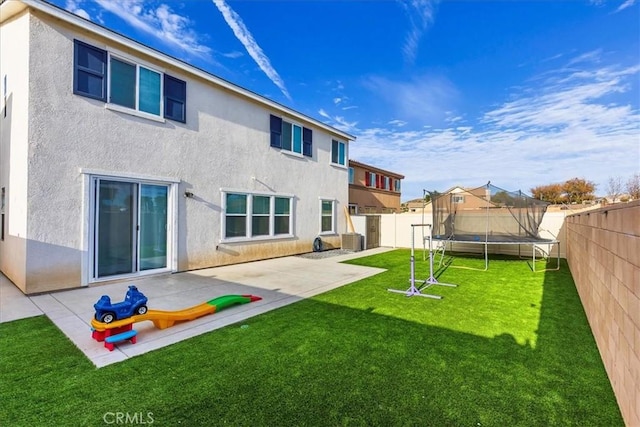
[565,201,640,427]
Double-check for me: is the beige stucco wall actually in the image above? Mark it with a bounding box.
[565,201,640,427]
[0,10,30,292]
[1,7,349,294]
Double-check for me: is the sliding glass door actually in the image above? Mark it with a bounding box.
[94,178,168,279]
[139,184,168,271]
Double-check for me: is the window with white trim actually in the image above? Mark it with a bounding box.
[452,195,465,204]
[73,40,186,122]
[109,56,161,115]
[223,192,292,240]
[320,199,335,233]
[366,172,377,188]
[348,167,354,184]
[331,140,346,166]
[269,114,312,157]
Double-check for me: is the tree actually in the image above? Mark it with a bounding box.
[606,177,623,202]
[530,184,564,204]
[627,173,640,200]
[563,177,596,204]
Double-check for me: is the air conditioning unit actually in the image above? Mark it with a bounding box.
[341,233,363,252]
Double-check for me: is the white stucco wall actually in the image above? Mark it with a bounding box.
[15,10,350,292]
[0,10,30,290]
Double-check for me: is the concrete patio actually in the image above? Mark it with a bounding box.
[0,248,390,368]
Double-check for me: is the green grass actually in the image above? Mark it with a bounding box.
[0,250,623,426]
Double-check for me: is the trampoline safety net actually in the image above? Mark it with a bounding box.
[430,182,550,242]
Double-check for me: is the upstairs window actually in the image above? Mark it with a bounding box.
[109,57,161,116]
[270,115,312,157]
[365,172,377,188]
[164,75,186,123]
[73,40,186,123]
[394,179,401,192]
[331,140,346,166]
[349,167,354,184]
[73,40,107,101]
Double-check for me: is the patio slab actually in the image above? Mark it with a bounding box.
[0,248,390,367]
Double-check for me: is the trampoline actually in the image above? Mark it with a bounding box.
[430,182,560,272]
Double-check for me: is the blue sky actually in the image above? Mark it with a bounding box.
[54,0,639,201]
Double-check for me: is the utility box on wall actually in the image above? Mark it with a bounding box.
[341,233,363,252]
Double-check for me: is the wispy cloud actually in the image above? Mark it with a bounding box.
[398,0,440,64]
[318,109,358,134]
[65,0,90,20]
[350,59,640,199]
[211,0,291,101]
[93,0,212,57]
[615,0,636,12]
[363,73,458,124]
[566,49,602,66]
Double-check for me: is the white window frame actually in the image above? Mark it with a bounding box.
[331,140,347,167]
[281,120,304,156]
[221,190,294,243]
[106,53,165,122]
[452,195,465,204]
[368,172,377,188]
[348,167,354,184]
[80,169,179,286]
[319,198,336,235]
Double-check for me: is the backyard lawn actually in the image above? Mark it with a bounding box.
[0,249,623,426]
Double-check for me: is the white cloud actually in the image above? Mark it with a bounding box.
[211,0,291,101]
[363,73,458,124]
[398,0,440,63]
[350,60,640,200]
[566,49,602,66]
[318,109,358,134]
[221,51,243,59]
[616,0,636,12]
[65,0,90,20]
[93,0,212,57]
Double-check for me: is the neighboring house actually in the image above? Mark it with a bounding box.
[0,0,355,294]
[403,198,429,213]
[348,160,403,214]
[405,186,495,214]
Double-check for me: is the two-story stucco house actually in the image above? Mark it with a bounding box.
[0,0,355,294]
[348,160,403,214]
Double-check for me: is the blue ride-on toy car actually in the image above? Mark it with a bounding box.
[94,285,148,324]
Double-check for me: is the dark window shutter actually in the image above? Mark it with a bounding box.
[164,74,186,123]
[73,40,107,101]
[270,115,282,148]
[365,172,370,187]
[302,127,312,157]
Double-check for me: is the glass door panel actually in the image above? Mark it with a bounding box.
[139,184,168,271]
[96,180,136,277]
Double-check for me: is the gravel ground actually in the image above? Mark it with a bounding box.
[296,249,355,259]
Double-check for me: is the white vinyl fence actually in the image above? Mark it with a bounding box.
[351,212,568,258]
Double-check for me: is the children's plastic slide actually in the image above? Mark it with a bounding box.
[91,294,262,331]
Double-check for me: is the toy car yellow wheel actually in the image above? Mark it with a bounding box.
[101,312,115,323]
